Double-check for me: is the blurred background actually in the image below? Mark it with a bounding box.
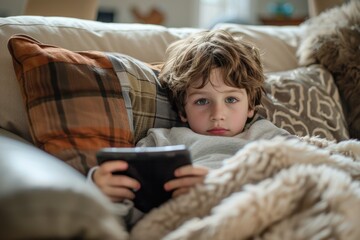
[0,0,313,28]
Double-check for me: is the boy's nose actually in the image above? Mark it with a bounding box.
[210,104,225,121]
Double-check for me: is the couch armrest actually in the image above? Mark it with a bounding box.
[0,127,33,144]
[0,134,128,239]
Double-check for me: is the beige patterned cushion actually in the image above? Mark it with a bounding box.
[258,65,349,141]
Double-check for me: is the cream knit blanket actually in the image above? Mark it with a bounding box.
[128,136,360,240]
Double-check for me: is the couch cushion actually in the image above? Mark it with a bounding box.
[213,23,302,73]
[7,34,179,174]
[107,55,180,142]
[258,65,349,141]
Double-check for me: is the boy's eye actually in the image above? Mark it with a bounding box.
[225,97,238,103]
[195,98,209,105]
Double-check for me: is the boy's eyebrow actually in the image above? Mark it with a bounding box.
[187,89,246,96]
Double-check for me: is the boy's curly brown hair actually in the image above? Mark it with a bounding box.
[159,29,265,118]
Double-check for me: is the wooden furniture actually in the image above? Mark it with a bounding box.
[260,17,307,26]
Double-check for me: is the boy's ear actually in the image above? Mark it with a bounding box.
[247,108,255,118]
[179,112,188,122]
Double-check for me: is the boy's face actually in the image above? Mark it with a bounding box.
[180,68,254,137]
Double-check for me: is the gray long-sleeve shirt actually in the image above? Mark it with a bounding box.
[137,119,290,169]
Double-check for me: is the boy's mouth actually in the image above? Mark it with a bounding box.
[207,127,229,135]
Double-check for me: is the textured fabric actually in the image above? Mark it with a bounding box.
[258,65,349,141]
[131,136,360,240]
[8,34,133,174]
[137,118,290,169]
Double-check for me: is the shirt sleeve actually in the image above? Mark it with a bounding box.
[86,166,144,228]
[243,119,292,141]
[136,128,172,147]
[86,166,99,185]
[136,131,157,147]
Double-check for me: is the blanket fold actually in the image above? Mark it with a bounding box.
[130,136,360,240]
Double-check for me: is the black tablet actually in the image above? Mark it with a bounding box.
[96,145,191,213]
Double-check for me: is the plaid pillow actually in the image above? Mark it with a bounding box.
[107,55,179,142]
[7,34,179,174]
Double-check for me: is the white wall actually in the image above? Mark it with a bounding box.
[199,0,259,27]
[0,0,25,17]
[0,0,308,27]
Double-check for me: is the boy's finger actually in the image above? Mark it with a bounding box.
[109,175,141,190]
[174,165,208,177]
[103,186,136,201]
[164,176,204,191]
[99,160,129,174]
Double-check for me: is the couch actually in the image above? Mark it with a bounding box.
[0,1,359,239]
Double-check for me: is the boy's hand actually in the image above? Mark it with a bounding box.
[164,165,209,198]
[93,161,141,202]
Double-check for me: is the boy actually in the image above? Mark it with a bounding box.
[88,29,289,226]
